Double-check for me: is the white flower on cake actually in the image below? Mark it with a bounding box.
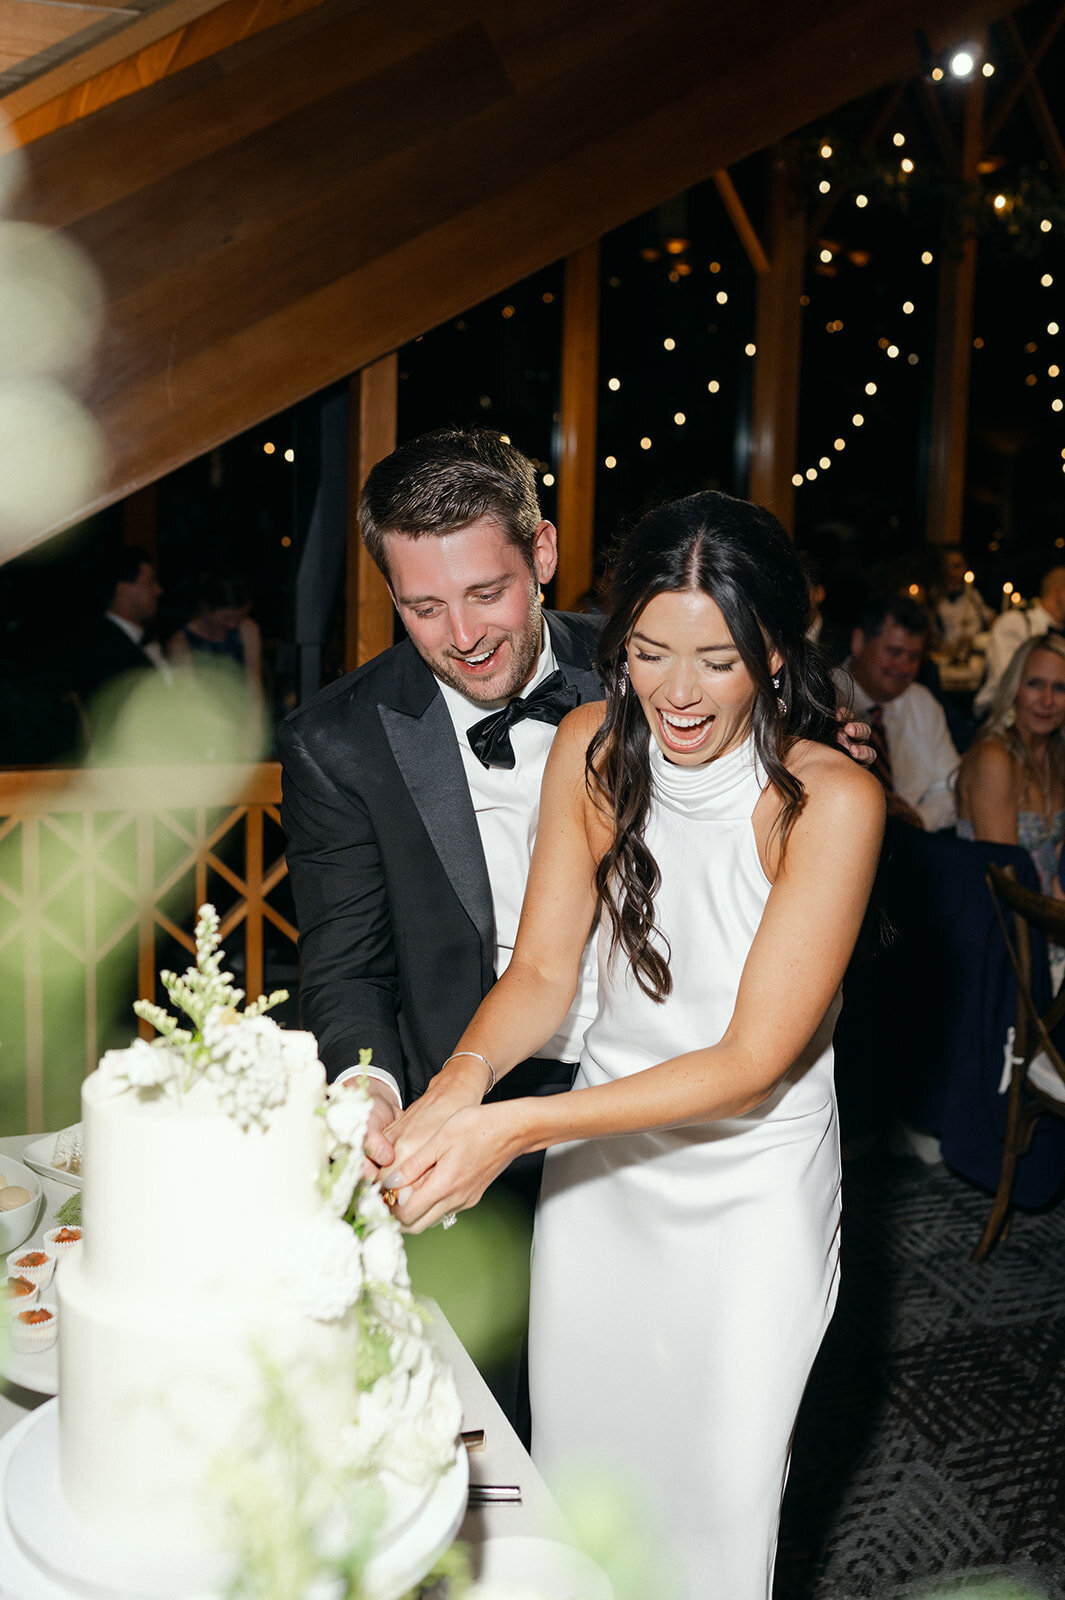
[324,1083,373,1152]
[339,1342,462,1487]
[94,1037,184,1097]
[282,1213,364,1321]
[120,904,291,1127]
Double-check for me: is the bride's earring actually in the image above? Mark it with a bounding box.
[772,672,787,715]
[620,660,630,692]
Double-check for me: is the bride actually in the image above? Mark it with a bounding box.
[382,491,884,1598]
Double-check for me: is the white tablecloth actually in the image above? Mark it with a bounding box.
[0,1133,571,1594]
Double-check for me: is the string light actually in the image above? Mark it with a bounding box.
[950,50,975,77]
[608,377,621,391]
[1049,322,1060,335]
[865,381,877,395]
[982,61,995,76]
[852,413,865,426]
[886,345,900,359]
[792,473,804,487]
[716,291,728,304]
[908,353,919,364]
[921,251,934,264]
[280,535,291,547]
[502,305,515,319]
[892,132,906,147]
[1053,399,1064,412]
[806,468,818,480]
[263,442,275,455]
[1003,582,1014,595]
[819,456,831,469]
[1042,220,1053,233]
[820,143,833,159]
[855,194,869,208]
[674,412,687,426]
[707,380,720,393]
[818,180,831,194]
[834,438,846,450]
[900,159,915,173]
[1050,365,1060,377]
[744,343,757,357]
[663,337,676,351]
[993,195,1007,211]
[931,66,944,80]
[542,472,555,486]
[640,436,652,450]
[902,301,915,314]
[1042,274,1054,287]
[604,456,617,469]
[284,448,295,462]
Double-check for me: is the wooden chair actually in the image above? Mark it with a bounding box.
[975,864,1065,1262]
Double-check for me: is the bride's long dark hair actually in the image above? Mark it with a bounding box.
[587,491,841,1002]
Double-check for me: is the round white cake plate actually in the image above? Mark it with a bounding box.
[3,1400,469,1600]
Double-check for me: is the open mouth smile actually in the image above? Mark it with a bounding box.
[451,642,504,673]
[657,709,716,751]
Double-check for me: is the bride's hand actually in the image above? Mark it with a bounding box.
[385,1102,525,1234]
[383,1053,494,1166]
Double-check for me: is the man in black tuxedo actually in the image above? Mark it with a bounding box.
[76,547,165,699]
[280,430,601,1126]
[279,429,599,1433]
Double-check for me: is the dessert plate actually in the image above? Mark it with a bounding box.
[21,1137,82,1192]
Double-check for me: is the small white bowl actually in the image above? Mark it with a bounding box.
[0,1155,44,1255]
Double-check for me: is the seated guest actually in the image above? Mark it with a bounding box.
[956,634,1065,893]
[933,546,993,649]
[974,565,1065,717]
[834,594,959,830]
[167,573,262,693]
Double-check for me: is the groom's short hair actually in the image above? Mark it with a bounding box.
[359,428,543,578]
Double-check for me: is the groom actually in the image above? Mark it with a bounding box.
[278,426,602,1168]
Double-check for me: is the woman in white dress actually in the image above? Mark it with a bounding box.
[384,492,884,1598]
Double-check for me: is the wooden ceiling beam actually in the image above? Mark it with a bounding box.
[3,0,1009,546]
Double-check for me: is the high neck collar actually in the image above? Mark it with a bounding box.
[649,732,762,818]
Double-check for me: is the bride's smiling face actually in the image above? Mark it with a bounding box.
[627,589,779,766]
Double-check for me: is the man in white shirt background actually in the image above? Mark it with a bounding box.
[974,564,1065,716]
[835,593,959,831]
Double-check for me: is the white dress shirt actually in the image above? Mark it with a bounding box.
[835,666,959,831]
[103,612,171,679]
[351,633,599,1108]
[974,602,1055,715]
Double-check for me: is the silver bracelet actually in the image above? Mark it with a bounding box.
[441,1050,496,1094]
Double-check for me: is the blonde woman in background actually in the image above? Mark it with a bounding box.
[956,632,1065,893]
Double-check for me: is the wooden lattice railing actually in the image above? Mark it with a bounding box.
[0,763,294,1136]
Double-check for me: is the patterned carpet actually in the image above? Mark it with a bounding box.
[776,1151,1065,1600]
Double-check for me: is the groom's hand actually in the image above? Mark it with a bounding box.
[836,713,874,765]
[357,1077,401,1176]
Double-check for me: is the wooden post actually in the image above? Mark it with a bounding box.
[926,70,983,547]
[347,355,398,670]
[748,149,806,531]
[556,242,600,610]
[121,483,158,561]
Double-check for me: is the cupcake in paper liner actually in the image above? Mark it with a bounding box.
[3,1275,39,1311]
[43,1225,83,1258]
[6,1248,55,1290]
[10,1304,57,1352]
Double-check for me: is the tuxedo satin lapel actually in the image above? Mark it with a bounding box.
[378,696,494,953]
[545,614,603,706]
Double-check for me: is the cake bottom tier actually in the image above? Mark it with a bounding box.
[58,1253,363,1554]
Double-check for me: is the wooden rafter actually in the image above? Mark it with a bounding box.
[985,0,1065,145]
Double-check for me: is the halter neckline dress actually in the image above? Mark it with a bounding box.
[529,734,842,1600]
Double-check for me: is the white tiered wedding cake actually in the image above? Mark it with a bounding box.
[10,907,466,1600]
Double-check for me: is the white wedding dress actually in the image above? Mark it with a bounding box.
[529,735,841,1600]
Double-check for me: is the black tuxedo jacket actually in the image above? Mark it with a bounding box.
[75,614,156,700]
[278,612,603,1101]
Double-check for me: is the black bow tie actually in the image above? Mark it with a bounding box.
[467,670,580,769]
